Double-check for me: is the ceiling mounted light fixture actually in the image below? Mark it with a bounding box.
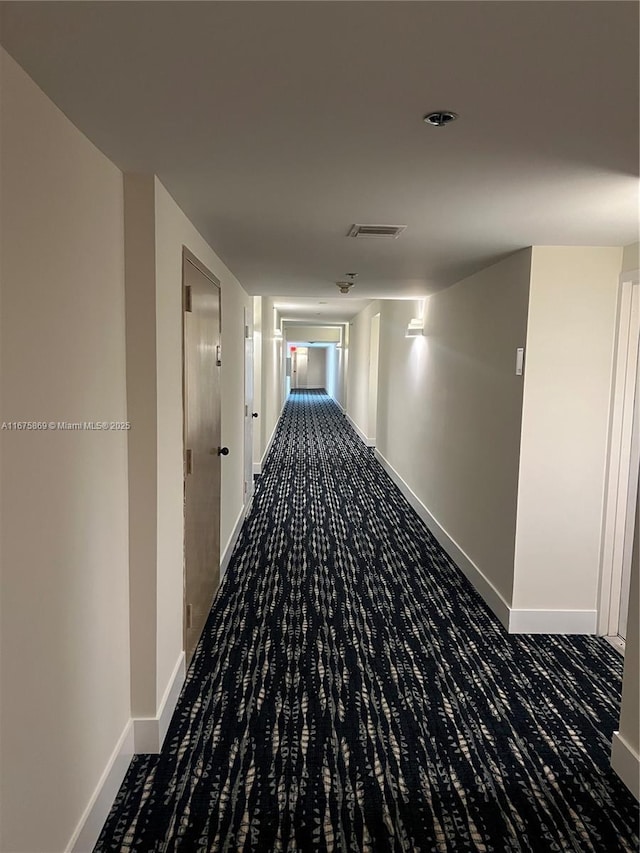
[336,272,358,294]
[423,110,458,127]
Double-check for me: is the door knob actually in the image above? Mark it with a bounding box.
[218,447,229,456]
[252,412,259,418]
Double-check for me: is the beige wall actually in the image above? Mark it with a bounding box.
[325,343,344,406]
[124,174,158,717]
[146,178,252,707]
[0,50,131,852]
[513,247,623,614]
[346,301,381,442]
[284,325,341,343]
[255,297,285,466]
[622,241,639,272]
[376,251,532,605]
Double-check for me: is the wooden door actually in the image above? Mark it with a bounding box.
[243,307,254,504]
[183,250,222,664]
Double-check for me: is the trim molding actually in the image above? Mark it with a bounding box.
[508,608,597,634]
[375,449,599,636]
[611,731,640,800]
[346,413,375,448]
[374,448,511,631]
[221,497,252,577]
[253,412,282,475]
[67,720,134,853]
[133,651,185,753]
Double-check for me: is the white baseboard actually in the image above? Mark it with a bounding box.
[508,608,597,634]
[221,497,252,577]
[67,720,134,853]
[346,413,375,448]
[253,462,262,476]
[259,417,281,471]
[374,448,511,631]
[611,731,640,800]
[133,651,185,753]
[374,449,600,636]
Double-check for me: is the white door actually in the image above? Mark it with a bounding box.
[601,276,640,643]
[292,347,308,389]
[618,356,640,640]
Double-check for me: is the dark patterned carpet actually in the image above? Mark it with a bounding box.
[96,390,639,852]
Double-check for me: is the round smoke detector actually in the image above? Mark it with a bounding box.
[423,110,458,127]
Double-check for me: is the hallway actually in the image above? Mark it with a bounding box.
[96,391,637,852]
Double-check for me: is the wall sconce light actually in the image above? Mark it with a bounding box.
[405,318,424,337]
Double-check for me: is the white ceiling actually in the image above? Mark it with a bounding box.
[1,1,638,305]
[275,297,373,323]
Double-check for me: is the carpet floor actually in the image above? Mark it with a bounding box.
[95,390,638,852]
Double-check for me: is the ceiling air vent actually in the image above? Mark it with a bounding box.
[347,224,407,239]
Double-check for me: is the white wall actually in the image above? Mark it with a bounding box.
[306,347,327,388]
[124,175,158,718]
[512,247,623,625]
[346,301,381,443]
[622,241,639,272]
[375,251,532,609]
[284,325,340,343]
[255,297,285,469]
[0,50,131,852]
[149,178,252,709]
[325,344,341,403]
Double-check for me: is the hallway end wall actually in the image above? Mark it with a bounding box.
[306,347,327,388]
[0,49,131,853]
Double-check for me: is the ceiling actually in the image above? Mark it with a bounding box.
[275,297,373,323]
[1,1,638,307]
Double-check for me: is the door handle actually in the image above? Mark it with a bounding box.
[252,412,259,418]
[218,446,229,456]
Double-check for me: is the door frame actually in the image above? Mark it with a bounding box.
[181,246,222,656]
[243,305,254,504]
[598,268,640,640]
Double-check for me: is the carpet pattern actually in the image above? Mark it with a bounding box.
[96,390,638,852]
